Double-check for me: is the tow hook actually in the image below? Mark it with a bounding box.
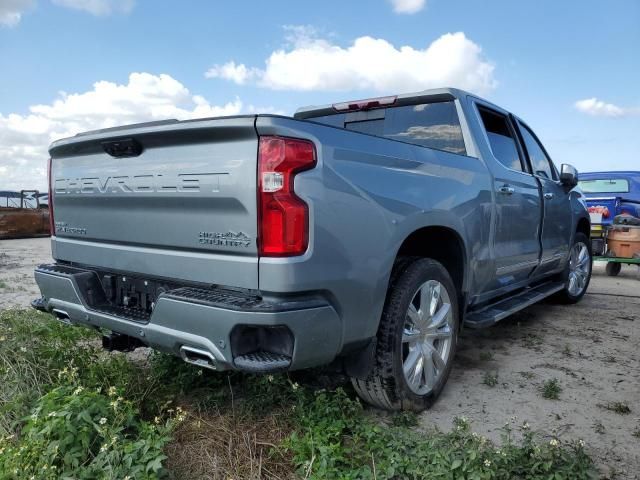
[102,332,145,352]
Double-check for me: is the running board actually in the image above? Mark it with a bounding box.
[464,282,565,329]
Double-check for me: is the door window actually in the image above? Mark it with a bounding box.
[477,107,525,172]
[517,122,556,180]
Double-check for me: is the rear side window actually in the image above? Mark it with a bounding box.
[478,107,524,172]
[309,101,467,155]
[383,102,466,154]
[517,122,557,180]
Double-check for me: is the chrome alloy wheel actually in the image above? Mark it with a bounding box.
[568,242,591,296]
[402,280,454,395]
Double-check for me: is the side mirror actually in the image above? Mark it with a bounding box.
[560,164,578,187]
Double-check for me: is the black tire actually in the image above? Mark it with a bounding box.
[605,262,621,277]
[351,257,459,411]
[556,232,592,304]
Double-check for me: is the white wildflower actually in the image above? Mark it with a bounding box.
[99,417,107,425]
[549,439,559,447]
[484,459,491,467]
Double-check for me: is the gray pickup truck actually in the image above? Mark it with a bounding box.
[33,88,591,411]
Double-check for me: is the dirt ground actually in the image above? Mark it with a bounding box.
[1,237,639,478]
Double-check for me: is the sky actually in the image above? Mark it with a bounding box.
[0,0,638,191]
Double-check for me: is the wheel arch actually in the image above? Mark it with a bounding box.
[394,225,467,298]
[576,217,590,239]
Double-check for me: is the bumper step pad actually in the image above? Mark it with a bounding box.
[234,351,291,372]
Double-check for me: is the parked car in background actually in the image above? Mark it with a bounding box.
[579,171,640,225]
[578,171,640,257]
[33,88,591,411]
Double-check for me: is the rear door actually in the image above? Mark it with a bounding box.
[474,103,542,291]
[49,116,260,289]
[515,120,572,276]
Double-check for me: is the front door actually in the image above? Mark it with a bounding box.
[475,104,542,295]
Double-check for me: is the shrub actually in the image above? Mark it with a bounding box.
[0,368,178,479]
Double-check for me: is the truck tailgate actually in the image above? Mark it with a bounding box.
[49,116,259,289]
[585,196,619,226]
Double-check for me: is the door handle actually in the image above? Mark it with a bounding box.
[544,192,554,200]
[498,185,515,195]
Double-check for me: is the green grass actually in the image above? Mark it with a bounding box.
[0,308,597,479]
[541,378,562,400]
[0,280,8,289]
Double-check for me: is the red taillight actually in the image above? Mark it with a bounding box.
[258,136,316,256]
[47,157,55,236]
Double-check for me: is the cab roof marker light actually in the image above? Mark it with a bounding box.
[332,95,397,112]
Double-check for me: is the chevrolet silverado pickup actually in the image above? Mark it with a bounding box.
[33,88,592,411]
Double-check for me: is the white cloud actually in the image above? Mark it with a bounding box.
[205,61,259,84]
[390,0,426,14]
[0,0,34,26]
[574,97,637,117]
[0,73,280,191]
[51,0,134,16]
[206,30,496,95]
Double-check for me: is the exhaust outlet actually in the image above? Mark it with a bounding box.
[180,346,217,370]
[52,309,71,324]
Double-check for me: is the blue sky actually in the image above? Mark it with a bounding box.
[1,0,638,190]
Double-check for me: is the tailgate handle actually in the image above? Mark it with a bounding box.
[101,138,143,158]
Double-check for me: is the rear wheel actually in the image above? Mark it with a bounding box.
[556,232,592,304]
[351,258,459,411]
[605,262,621,277]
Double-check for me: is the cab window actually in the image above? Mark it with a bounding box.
[477,106,525,172]
[517,122,556,180]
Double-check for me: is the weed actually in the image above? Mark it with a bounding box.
[0,309,598,480]
[283,394,594,479]
[0,280,7,289]
[522,333,543,350]
[480,351,494,361]
[541,378,562,399]
[632,427,640,439]
[0,373,178,479]
[562,344,572,357]
[483,371,499,387]
[599,402,631,415]
[519,371,536,379]
[593,421,605,434]
[392,411,419,428]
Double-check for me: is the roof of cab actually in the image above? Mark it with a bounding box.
[294,87,476,119]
